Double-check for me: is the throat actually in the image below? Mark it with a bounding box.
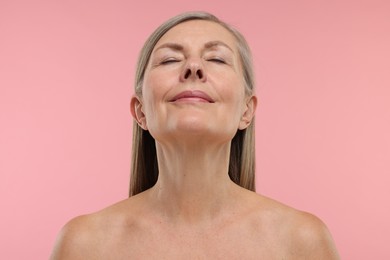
[149,141,237,223]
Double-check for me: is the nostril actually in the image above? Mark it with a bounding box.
[197,69,203,79]
[184,69,191,79]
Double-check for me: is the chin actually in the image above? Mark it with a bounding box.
[150,115,237,143]
[171,121,236,142]
[173,121,213,135]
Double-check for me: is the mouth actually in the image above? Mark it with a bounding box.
[170,90,215,103]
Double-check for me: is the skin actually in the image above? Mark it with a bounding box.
[50,20,340,259]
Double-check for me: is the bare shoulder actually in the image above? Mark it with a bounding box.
[249,193,340,259]
[287,208,340,259]
[49,213,100,259]
[50,196,144,260]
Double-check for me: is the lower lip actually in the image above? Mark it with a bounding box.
[173,97,210,103]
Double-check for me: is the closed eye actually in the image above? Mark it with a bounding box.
[161,58,180,65]
[207,58,226,64]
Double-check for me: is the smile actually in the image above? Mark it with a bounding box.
[170,90,215,103]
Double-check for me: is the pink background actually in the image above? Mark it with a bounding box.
[1,0,389,259]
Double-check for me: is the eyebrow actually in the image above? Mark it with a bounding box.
[204,41,234,53]
[154,42,184,52]
[154,40,234,53]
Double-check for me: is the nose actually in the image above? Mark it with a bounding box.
[180,59,207,82]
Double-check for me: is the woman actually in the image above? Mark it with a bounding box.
[51,12,339,259]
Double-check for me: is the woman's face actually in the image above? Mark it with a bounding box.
[132,20,255,144]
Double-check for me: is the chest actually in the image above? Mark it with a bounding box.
[98,224,288,259]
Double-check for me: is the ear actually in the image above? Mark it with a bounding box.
[130,95,148,130]
[238,95,257,130]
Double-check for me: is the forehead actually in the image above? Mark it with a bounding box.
[154,20,238,51]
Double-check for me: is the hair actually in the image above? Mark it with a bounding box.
[129,11,256,196]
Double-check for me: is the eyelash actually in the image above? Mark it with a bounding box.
[207,58,226,64]
[160,59,180,65]
[160,58,226,65]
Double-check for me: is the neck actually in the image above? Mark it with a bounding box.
[148,140,239,224]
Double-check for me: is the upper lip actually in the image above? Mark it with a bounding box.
[170,90,215,103]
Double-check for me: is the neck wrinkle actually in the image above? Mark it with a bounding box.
[149,140,237,224]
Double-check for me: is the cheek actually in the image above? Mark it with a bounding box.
[141,72,172,127]
[215,75,245,106]
[225,87,247,123]
[143,68,175,98]
[142,72,164,106]
[215,86,246,127]
[140,80,158,125]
